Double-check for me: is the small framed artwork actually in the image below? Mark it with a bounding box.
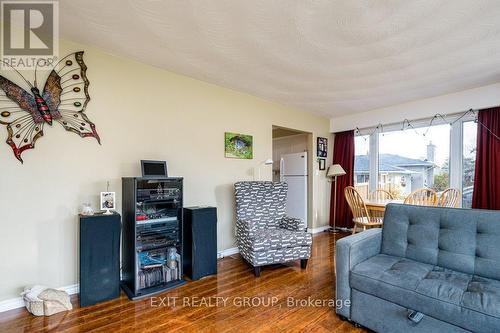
[317,137,327,158]
[318,158,326,171]
[225,132,253,159]
[100,192,116,214]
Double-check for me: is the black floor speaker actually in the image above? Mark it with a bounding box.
[183,207,217,280]
[79,213,121,307]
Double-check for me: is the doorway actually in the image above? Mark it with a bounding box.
[272,126,313,229]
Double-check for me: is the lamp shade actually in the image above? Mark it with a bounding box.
[327,164,346,177]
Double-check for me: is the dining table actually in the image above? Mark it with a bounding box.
[364,198,405,217]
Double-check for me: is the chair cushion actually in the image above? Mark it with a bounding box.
[244,229,312,251]
[241,244,311,266]
[350,254,500,333]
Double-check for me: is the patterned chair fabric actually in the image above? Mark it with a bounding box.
[234,181,312,267]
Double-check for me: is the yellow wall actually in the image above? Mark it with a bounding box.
[0,39,331,301]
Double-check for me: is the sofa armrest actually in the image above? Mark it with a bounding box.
[335,228,382,318]
[279,216,304,231]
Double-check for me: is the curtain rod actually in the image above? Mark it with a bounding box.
[355,108,478,136]
[355,107,500,142]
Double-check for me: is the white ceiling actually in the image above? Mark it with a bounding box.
[60,0,500,118]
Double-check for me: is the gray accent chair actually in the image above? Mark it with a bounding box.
[336,204,500,333]
[234,181,312,277]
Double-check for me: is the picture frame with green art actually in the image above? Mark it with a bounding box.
[225,132,253,159]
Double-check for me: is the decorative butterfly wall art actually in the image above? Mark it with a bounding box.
[0,51,100,163]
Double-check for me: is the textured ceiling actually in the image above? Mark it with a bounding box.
[59,0,500,118]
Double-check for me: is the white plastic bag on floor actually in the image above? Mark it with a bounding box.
[21,285,72,316]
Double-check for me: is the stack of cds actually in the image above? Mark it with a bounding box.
[138,265,179,289]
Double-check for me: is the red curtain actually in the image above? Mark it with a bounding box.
[330,130,354,228]
[472,107,500,210]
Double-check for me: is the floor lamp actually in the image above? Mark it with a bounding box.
[327,164,346,233]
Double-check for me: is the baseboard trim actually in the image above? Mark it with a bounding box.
[308,225,331,234]
[0,284,79,313]
[217,247,239,259]
[0,297,24,314]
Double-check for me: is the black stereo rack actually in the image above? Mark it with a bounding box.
[121,177,185,300]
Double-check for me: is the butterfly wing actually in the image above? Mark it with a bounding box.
[0,75,44,163]
[3,113,44,164]
[43,51,100,143]
[0,75,41,121]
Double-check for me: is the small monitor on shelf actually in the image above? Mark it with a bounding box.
[141,160,168,179]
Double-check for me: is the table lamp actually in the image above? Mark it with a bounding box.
[327,164,346,233]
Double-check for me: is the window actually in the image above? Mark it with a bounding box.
[354,113,476,206]
[354,135,369,198]
[378,124,450,199]
[462,121,477,208]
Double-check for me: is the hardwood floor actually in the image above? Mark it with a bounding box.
[0,232,367,333]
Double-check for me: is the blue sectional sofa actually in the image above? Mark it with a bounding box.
[336,204,500,333]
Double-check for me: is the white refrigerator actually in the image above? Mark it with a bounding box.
[280,152,308,229]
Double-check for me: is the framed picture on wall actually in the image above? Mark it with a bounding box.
[225,132,253,159]
[317,137,327,157]
[318,158,326,171]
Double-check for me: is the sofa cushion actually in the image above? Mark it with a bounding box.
[462,275,500,318]
[381,204,500,280]
[243,229,312,251]
[351,254,500,333]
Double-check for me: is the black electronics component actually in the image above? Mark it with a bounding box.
[121,177,185,300]
[141,160,168,179]
[136,187,180,202]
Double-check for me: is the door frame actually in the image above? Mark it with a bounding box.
[272,125,313,228]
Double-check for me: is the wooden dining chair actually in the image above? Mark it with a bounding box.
[345,186,383,234]
[404,188,438,206]
[367,189,394,218]
[437,188,461,208]
[369,189,394,201]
